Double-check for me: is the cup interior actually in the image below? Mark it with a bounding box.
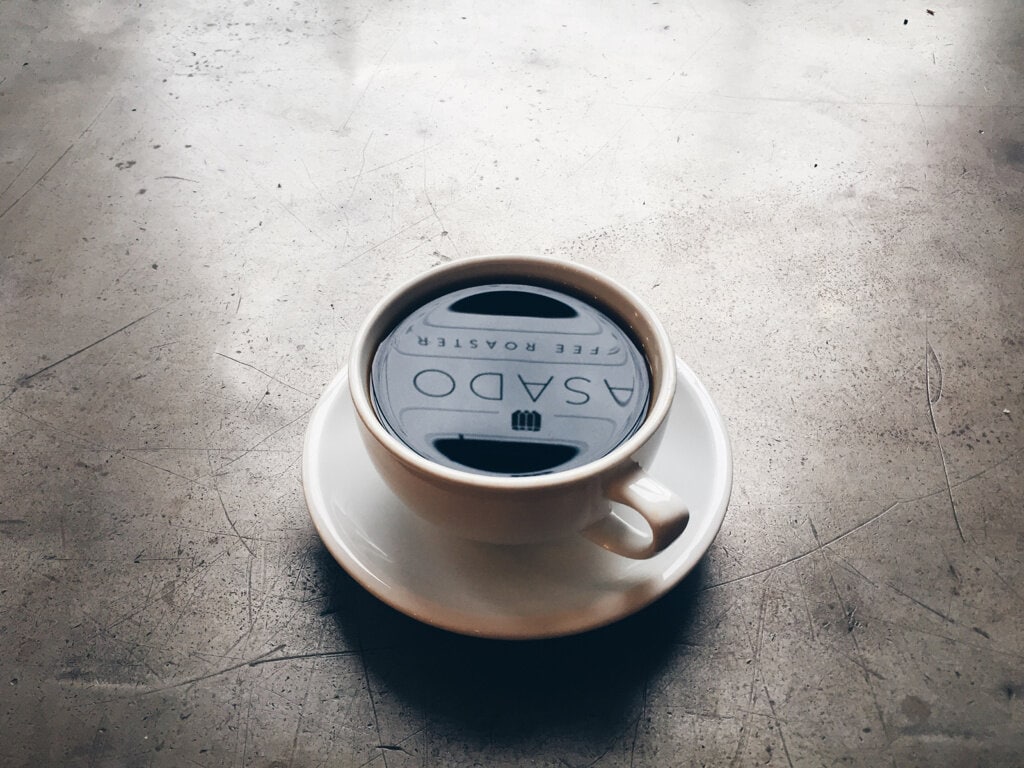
[349,255,675,488]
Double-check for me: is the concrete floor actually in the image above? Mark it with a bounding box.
[2,0,1023,765]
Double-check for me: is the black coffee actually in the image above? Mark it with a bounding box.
[370,282,650,476]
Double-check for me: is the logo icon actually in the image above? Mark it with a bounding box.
[511,410,542,432]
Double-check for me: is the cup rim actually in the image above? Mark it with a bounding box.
[348,254,676,491]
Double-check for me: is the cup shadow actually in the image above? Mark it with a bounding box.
[312,544,708,740]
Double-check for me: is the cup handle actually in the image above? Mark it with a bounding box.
[581,463,689,559]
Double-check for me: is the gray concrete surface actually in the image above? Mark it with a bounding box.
[2,0,1023,765]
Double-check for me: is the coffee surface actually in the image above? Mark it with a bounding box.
[370,282,650,476]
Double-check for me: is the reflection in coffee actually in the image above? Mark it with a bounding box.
[370,282,650,476]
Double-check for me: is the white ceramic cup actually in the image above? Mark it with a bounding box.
[348,255,688,559]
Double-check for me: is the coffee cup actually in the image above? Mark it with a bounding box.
[348,254,688,559]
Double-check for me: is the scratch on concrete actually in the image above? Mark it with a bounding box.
[138,644,287,695]
[0,144,74,221]
[18,307,162,384]
[216,489,256,557]
[214,351,313,396]
[925,329,965,542]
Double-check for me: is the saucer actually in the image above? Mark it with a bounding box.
[302,357,731,640]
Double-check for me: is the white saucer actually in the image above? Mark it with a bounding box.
[302,358,732,640]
